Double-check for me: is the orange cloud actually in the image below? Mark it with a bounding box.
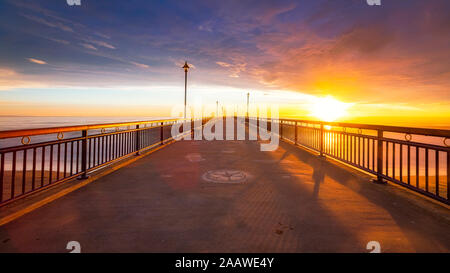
[27,58,47,65]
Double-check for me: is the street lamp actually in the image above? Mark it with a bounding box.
[246,92,250,119]
[182,61,190,119]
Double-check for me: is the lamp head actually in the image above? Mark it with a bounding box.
[182,61,190,72]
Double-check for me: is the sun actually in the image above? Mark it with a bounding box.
[309,96,351,122]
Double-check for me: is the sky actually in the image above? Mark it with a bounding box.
[0,0,449,126]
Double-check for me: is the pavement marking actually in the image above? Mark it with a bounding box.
[202,170,250,184]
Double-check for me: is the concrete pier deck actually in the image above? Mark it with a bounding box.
[0,137,449,253]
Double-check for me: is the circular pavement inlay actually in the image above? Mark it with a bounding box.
[202,170,249,184]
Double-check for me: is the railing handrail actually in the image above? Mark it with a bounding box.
[0,118,189,139]
[257,117,450,138]
[1,116,449,139]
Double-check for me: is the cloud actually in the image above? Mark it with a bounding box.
[198,21,214,32]
[84,39,116,49]
[0,67,49,90]
[216,61,231,67]
[3,0,450,106]
[20,13,73,32]
[48,38,70,45]
[216,61,246,77]
[80,43,98,51]
[130,62,150,69]
[27,58,47,64]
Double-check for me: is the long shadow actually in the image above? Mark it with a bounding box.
[277,139,450,252]
[192,121,366,252]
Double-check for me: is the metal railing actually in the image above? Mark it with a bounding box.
[0,118,204,207]
[254,117,450,205]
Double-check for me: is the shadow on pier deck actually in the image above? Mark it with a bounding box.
[0,134,449,253]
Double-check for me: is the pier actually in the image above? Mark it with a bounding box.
[0,117,449,252]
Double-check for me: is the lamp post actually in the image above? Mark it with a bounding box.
[216,100,219,117]
[182,61,190,119]
[246,92,250,119]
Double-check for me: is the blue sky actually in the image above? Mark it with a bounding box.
[0,0,449,121]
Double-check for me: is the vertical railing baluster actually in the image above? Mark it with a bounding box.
[385,142,389,175]
[57,144,60,182]
[135,125,140,155]
[279,120,282,140]
[125,132,128,155]
[100,136,104,164]
[93,138,97,167]
[295,121,298,145]
[447,151,449,200]
[70,142,74,176]
[12,151,16,198]
[109,134,112,161]
[79,130,88,179]
[32,148,36,190]
[372,139,375,170]
[122,132,125,155]
[97,136,101,165]
[366,138,369,169]
[399,144,403,182]
[119,133,122,156]
[88,137,91,168]
[392,143,396,179]
[357,136,361,166]
[97,136,101,164]
[319,124,324,157]
[425,148,429,192]
[64,143,67,178]
[0,153,4,202]
[49,145,53,183]
[41,147,45,186]
[416,147,419,188]
[22,149,27,194]
[407,144,411,185]
[160,122,164,145]
[76,141,79,173]
[362,138,366,168]
[374,130,384,184]
[105,134,108,162]
[435,151,439,196]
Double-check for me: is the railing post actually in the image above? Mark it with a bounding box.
[191,118,194,138]
[135,125,140,155]
[78,130,89,180]
[319,124,324,157]
[373,129,386,184]
[160,122,164,145]
[280,120,283,140]
[295,121,298,145]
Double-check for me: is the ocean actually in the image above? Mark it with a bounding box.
[0,116,169,131]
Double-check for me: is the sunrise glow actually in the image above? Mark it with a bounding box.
[309,96,351,122]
